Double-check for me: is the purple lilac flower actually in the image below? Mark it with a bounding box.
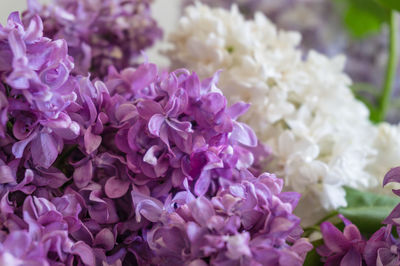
[135,172,312,265]
[59,62,292,264]
[317,215,366,265]
[105,63,265,198]
[317,168,400,266]
[0,12,79,169]
[185,0,400,122]
[363,167,400,265]
[0,8,308,264]
[0,53,275,264]
[383,167,400,228]
[317,216,400,266]
[0,195,94,265]
[0,231,49,266]
[0,11,120,265]
[364,226,400,266]
[24,0,163,78]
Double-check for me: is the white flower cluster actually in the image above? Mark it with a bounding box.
[368,123,400,183]
[168,3,400,225]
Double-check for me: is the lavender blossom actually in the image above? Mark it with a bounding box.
[0,57,271,264]
[364,226,400,266]
[0,9,308,265]
[317,215,366,265]
[24,0,163,78]
[0,12,79,169]
[58,63,274,263]
[138,172,312,265]
[106,63,265,198]
[0,195,94,265]
[383,167,400,227]
[360,167,400,265]
[316,216,400,266]
[0,231,49,266]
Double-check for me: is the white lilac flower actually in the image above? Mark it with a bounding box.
[184,0,400,123]
[367,123,400,189]
[167,3,398,225]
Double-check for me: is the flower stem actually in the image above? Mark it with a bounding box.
[376,11,398,122]
[302,210,340,238]
[314,210,339,226]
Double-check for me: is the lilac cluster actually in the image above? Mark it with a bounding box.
[0,12,92,265]
[24,0,162,78]
[0,12,78,168]
[317,168,400,265]
[0,195,94,265]
[106,63,265,197]
[0,11,310,265]
[140,172,311,265]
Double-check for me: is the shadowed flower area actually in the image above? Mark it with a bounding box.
[24,0,162,78]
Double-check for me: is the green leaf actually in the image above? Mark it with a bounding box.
[334,0,389,38]
[343,186,398,208]
[304,248,324,266]
[338,187,399,234]
[303,239,324,266]
[344,5,385,37]
[375,0,400,11]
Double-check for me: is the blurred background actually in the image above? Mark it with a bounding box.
[0,0,182,66]
[0,0,181,25]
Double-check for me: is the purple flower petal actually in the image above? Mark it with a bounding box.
[104,176,130,199]
[12,130,38,158]
[137,100,163,120]
[188,196,215,226]
[132,191,163,223]
[8,29,27,61]
[341,248,362,266]
[320,221,350,253]
[129,63,158,93]
[84,126,102,154]
[148,114,165,136]
[227,102,250,120]
[3,231,32,257]
[94,228,115,251]
[71,241,95,266]
[231,121,258,147]
[31,132,59,169]
[0,165,15,184]
[23,14,43,42]
[383,167,400,186]
[73,160,93,188]
[194,172,211,196]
